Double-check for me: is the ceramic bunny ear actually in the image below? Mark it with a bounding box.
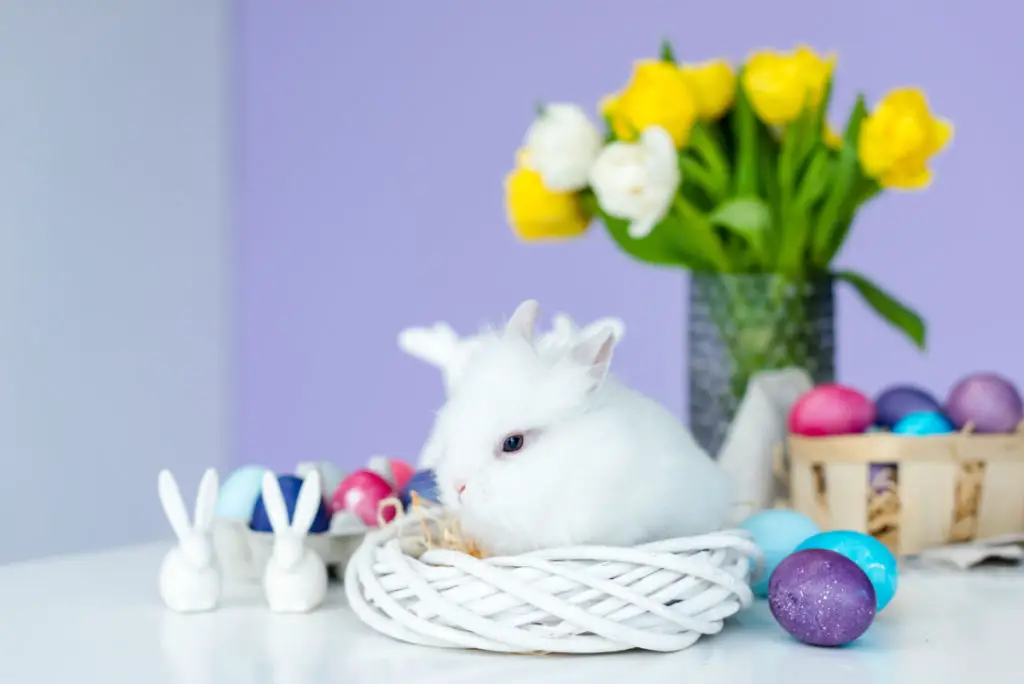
[159,470,192,541]
[397,322,459,370]
[571,325,618,383]
[192,469,219,533]
[290,471,322,536]
[505,299,540,342]
[261,472,291,534]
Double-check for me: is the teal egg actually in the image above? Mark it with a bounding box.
[892,411,954,436]
[796,529,899,611]
[738,509,821,598]
[215,465,270,519]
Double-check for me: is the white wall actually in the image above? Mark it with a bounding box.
[0,2,232,563]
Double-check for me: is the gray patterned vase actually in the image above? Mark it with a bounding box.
[688,272,836,458]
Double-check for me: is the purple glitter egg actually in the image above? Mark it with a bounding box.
[768,549,876,647]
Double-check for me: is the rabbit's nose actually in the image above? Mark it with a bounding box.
[456,482,467,498]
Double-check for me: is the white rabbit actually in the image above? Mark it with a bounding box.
[430,299,733,556]
[157,468,221,613]
[261,470,329,613]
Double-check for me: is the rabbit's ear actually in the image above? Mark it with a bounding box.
[158,469,192,541]
[260,472,290,533]
[550,313,577,339]
[583,317,625,342]
[571,325,618,384]
[397,323,458,369]
[290,471,323,536]
[192,468,219,532]
[505,299,539,343]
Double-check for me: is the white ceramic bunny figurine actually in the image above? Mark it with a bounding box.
[261,470,329,613]
[429,299,733,556]
[157,468,221,613]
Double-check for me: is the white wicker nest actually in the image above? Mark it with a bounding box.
[345,512,760,654]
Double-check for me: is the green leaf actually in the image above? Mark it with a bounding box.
[731,68,760,196]
[660,39,677,64]
[679,156,722,201]
[834,270,926,350]
[710,196,771,267]
[812,95,869,267]
[580,192,704,268]
[534,101,546,117]
[673,196,732,272]
[710,197,770,236]
[795,149,833,211]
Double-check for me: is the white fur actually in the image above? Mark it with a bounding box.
[262,471,329,613]
[158,468,222,612]
[431,299,733,556]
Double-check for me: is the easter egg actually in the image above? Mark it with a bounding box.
[250,474,332,534]
[788,384,876,437]
[390,460,416,492]
[796,530,899,611]
[399,469,440,508]
[331,470,396,527]
[739,509,822,597]
[874,385,943,429]
[892,410,954,436]
[294,461,344,500]
[768,549,876,647]
[215,465,270,519]
[946,372,1024,434]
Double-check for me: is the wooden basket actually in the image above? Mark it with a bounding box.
[783,422,1024,556]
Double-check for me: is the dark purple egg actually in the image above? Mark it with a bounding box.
[768,549,876,647]
[873,385,942,429]
[945,373,1024,434]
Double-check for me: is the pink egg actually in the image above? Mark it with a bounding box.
[330,470,397,527]
[789,384,876,437]
[390,460,416,492]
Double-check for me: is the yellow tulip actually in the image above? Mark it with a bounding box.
[601,59,698,148]
[742,45,836,126]
[679,59,736,120]
[857,88,953,190]
[504,150,592,241]
[824,123,843,150]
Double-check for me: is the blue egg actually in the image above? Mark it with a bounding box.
[738,509,821,598]
[892,410,954,436]
[400,469,440,508]
[216,465,269,519]
[796,529,899,611]
[250,474,332,534]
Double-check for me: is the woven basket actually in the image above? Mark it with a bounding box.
[785,423,1024,556]
[344,514,759,654]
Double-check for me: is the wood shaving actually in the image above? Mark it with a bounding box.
[949,461,985,543]
[377,492,487,559]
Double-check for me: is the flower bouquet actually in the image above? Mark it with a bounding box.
[504,41,953,455]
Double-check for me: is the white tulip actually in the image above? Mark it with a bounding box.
[523,103,603,192]
[588,126,681,239]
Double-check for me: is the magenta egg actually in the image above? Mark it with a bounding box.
[789,384,876,437]
[945,372,1024,434]
[331,470,397,527]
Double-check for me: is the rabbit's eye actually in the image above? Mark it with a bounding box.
[501,433,525,454]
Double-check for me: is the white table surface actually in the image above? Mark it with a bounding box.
[0,543,1018,684]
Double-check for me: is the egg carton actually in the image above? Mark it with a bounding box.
[211,511,370,583]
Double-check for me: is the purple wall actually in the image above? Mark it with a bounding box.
[236,1,1023,472]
